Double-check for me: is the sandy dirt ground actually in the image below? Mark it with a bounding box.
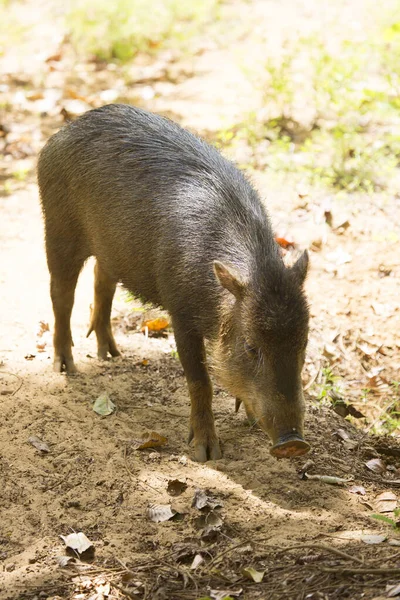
[1,1,399,599]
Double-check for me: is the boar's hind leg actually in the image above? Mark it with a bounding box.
[87,261,121,360]
[173,321,222,462]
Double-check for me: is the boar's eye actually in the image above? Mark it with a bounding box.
[244,341,257,356]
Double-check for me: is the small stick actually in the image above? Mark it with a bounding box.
[112,583,138,599]
[208,540,252,568]
[320,567,400,575]
[0,370,23,396]
[274,543,365,566]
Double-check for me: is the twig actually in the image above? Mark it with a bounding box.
[112,583,138,599]
[274,543,365,566]
[304,360,321,391]
[320,566,400,575]
[208,540,251,568]
[0,370,23,396]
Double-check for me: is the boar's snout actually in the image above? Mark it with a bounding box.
[270,430,310,458]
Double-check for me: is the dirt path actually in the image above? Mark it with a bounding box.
[1,1,399,599]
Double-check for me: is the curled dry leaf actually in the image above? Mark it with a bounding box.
[146,504,178,523]
[28,436,50,453]
[375,491,397,513]
[365,458,386,474]
[132,431,168,450]
[241,567,264,583]
[348,485,366,496]
[56,555,76,567]
[167,479,188,497]
[60,532,94,559]
[333,429,358,450]
[194,511,223,535]
[361,533,387,545]
[331,397,365,419]
[192,488,223,510]
[93,392,115,416]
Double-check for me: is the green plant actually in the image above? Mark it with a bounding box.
[221,23,400,192]
[371,509,400,530]
[66,0,220,61]
[316,367,341,401]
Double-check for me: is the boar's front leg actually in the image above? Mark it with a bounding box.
[172,320,222,462]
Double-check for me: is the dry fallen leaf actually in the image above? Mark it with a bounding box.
[146,504,178,523]
[141,317,170,333]
[334,429,358,450]
[375,491,397,513]
[56,555,76,567]
[387,582,400,598]
[194,511,223,536]
[190,554,204,570]
[241,567,264,583]
[60,532,94,559]
[275,236,295,250]
[348,485,366,496]
[361,533,387,545]
[93,392,115,416]
[210,588,242,600]
[365,458,386,474]
[28,436,50,453]
[192,489,223,510]
[132,431,168,450]
[167,479,187,497]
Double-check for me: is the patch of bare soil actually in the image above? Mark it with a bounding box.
[1,1,399,599]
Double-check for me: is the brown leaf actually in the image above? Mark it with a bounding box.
[28,436,50,453]
[192,489,223,510]
[132,431,168,450]
[167,479,187,497]
[361,533,387,545]
[194,511,223,535]
[375,491,397,513]
[210,588,242,600]
[365,458,386,474]
[348,485,366,496]
[146,504,178,523]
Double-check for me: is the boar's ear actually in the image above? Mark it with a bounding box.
[213,261,245,299]
[290,250,309,286]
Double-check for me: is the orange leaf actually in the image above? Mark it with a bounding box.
[141,317,169,332]
[132,431,168,450]
[275,237,295,250]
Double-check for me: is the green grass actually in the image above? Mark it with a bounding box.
[66,0,221,61]
[219,18,400,192]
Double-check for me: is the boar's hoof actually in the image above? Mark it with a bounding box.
[53,356,77,374]
[270,435,310,459]
[194,440,222,462]
[188,428,222,462]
